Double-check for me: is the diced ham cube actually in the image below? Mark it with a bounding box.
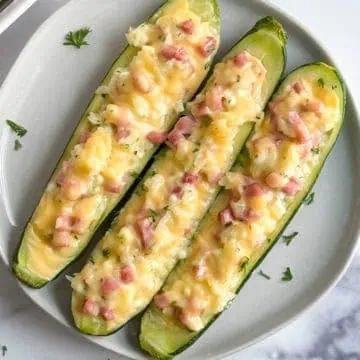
[191,101,210,119]
[116,126,130,140]
[282,176,302,196]
[218,208,233,226]
[293,82,305,94]
[82,298,100,317]
[61,176,88,201]
[179,19,194,34]
[55,215,81,233]
[198,36,217,57]
[147,131,167,144]
[136,217,155,250]
[182,172,199,184]
[265,172,284,189]
[161,45,188,62]
[288,111,309,144]
[244,183,265,198]
[100,307,115,321]
[167,130,184,147]
[176,116,195,135]
[104,180,122,194]
[302,100,323,116]
[120,264,135,284]
[52,231,72,248]
[171,184,184,199]
[233,52,249,68]
[102,277,120,296]
[79,131,91,144]
[55,161,71,187]
[229,202,260,222]
[154,292,171,310]
[205,85,224,112]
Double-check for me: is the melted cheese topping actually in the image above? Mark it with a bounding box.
[156,77,340,331]
[23,0,218,279]
[71,52,268,330]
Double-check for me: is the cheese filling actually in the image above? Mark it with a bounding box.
[23,0,218,279]
[71,51,268,330]
[152,77,340,332]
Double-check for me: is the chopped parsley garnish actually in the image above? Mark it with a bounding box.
[240,256,249,271]
[311,147,320,154]
[149,169,157,177]
[204,63,210,70]
[14,139,22,150]
[1,345,7,357]
[130,171,139,177]
[63,27,92,49]
[332,85,338,90]
[303,192,315,205]
[6,120,27,137]
[102,248,111,258]
[89,256,95,264]
[317,78,325,88]
[259,270,271,280]
[282,231,298,246]
[282,267,293,281]
[148,209,158,222]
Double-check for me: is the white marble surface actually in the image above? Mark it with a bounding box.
[1,1,360,359]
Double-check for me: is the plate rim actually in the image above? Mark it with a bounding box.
[0,0,359,359]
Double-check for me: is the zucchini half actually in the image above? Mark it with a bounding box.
[139,63,346,359]
[12,0,220,288]
[70,17,287,336]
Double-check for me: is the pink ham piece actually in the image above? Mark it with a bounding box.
[233,52,249,68]
[104,180,122,194]
[61,176,88,201]
[161,45,188,62]
[154,292,170,310]
[293,82,305,94]
[244,183,265,198]
[82,298,100,317]
[147,131,167,144]
[79,131,91,144]
[182,172,199,184]
[171,184,184,199]
[282,176,302,196]
[167,116,195,147]
[55,161,71,187]
[136,217,155,250]
[120,265,135,284]
[52,231,72,248]
[229,202,260,223]
[205,85,224,112]
[218,208,233,226]
[179,19,194,34]
[100,307,115,321]
[116,126,130,140]
[187,296,202,316]
[198,36,217,57]
[102,277,120,296]
[265,172,284,189]
[302,100,323,117]
[55,215,81,233]
[288,111,309,143]
[191,101,210,119]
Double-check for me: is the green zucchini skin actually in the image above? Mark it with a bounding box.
[70,15,287,337]
[139,62,346,359]
[12,0,220,289]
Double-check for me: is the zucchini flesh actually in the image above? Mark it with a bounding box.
[71,16,287,336]
[139,63,346,359]
[12,0,220,288]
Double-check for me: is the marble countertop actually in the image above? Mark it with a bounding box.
[1,1,360,359]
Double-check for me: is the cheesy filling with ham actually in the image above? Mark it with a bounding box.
[151,77,340,332]
[71,51,267,329]
[23,0,219,279]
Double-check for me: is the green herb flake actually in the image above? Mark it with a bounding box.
[6,120,27,137]
[317,78,325,88]
[303,192,315,206]
[89,256,95,264]
[204,63,210,70]
[1,345,7,357]
[63,27,92,49]
[311,147,320,154]
[282,267,293,281]
[240,256,249,271]
[148,209,158,222]
[130,171,139,178]
[149,169,157,177]
[332,85,338,90]
[14,139,22,151]
[102,248,111,258]
[259,270,271,280]
[282,231,298,246]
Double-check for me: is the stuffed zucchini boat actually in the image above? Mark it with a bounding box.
[139,62,346,359]
[13,0,221,288]
[70,17,287,336]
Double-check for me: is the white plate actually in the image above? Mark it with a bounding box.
[0,0,38,35]
[0,0,359,359]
